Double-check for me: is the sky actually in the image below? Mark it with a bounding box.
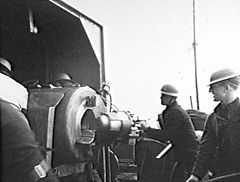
[64,0,240,119]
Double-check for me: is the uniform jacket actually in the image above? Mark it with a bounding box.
[146,101,198,162]
[192,98,240,179]
[1,99,44,182]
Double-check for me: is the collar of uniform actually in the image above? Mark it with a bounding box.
[214,97,240,121]
[226,97,239,108]
[226,97,240,119]
[0,73,28,109]
[0,98,21,111]
[166,100,178,109]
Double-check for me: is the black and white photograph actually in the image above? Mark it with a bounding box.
[1,0,240,182]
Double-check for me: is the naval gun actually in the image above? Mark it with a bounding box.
[26,85,134,182]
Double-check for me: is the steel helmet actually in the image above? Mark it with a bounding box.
[0,58,11,71]
[54,72,71,81]
[208,68,240,86]
[161,84,179,97]
[53,72,80,87]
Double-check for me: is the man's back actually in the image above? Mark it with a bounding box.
[1,99,43,181]
[162,102,198,160]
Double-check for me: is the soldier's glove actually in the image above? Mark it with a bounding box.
[140,121,149,130]
[31,160,60,182]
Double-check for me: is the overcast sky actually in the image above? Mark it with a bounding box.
[64,0,240,119]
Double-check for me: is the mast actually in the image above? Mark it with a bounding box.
[192,0,200,110]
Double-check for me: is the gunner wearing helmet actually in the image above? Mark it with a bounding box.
[0,58,59,182]
[52,72,80,87]
[142,84,198,182]
[187,68,240,182]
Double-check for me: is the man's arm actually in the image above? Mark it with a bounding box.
[191,113,218,179]
[144,109,183,141]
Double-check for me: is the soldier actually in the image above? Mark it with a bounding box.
[0,58,59,182]
[52,72,80,87]
[186,68,240,182]
[142,84,198,182]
